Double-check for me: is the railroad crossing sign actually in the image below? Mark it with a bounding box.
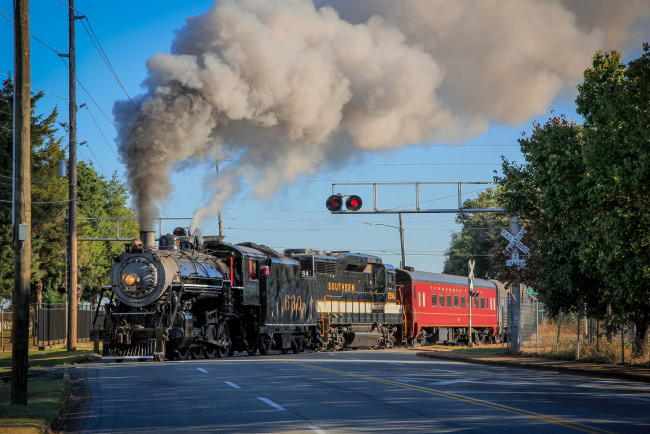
[501,229,530,254]
[502,228,529,267]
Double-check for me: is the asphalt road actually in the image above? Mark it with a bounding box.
[69,348,650,433]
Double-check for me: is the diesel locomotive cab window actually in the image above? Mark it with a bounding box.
[454,295,459,308]
[446,294,452,307]
[431,294,437,306]
[461,296,466,308]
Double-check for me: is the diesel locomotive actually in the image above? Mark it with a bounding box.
[96,229,504,360]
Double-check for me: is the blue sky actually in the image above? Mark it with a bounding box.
[1,1,648,273]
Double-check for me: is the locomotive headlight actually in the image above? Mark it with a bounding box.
[123,273,137,286]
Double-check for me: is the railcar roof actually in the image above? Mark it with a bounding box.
[397,269,496,289]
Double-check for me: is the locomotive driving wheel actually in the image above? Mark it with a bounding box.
[190,345,204,359]
[204,325,219,359]
[177,347,190,360]
[244,329,258,356]
[258,334,272,355]
[216,322,232,358]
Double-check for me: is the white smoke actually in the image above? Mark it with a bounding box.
[113,0,650,231]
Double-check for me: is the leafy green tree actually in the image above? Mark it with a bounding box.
[443,188,509,279]
[0,76,138,304]
[575,44,650,358]
[498,117,601,315]
[76,161,138,302]
[498,44,650,357]
[0,76,63,300]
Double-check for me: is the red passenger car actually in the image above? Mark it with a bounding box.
[396,269,499,346]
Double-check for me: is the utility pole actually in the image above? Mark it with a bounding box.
[12,0,31,405]
[398,213,405,267]
[66,0,80,352]
[508,215,522,352]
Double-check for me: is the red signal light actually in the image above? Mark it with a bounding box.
[345,195,362,211]
[326,194,344,212]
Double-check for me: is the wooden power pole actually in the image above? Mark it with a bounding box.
[12,0,32,405]
[66,0,78,351]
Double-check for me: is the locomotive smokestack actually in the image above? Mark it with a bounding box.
[140,231,156,250]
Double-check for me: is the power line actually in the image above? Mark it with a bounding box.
[0,9,62,56]
[80,104,120,159]
[79,17,130,99]
[0,71,69,101]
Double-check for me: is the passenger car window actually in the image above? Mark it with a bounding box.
[446,295,452,307]
[431,294,437,306]
[480,297,485,309]
[461,296,466,308]
[454,295,459,308]
[440,294,445,307]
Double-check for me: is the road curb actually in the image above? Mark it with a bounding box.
[415,351,650,383]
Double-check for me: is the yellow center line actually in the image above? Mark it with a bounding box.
[269,358,614,434]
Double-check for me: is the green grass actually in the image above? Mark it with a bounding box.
[0,377,70,433]
[0,347,94,375]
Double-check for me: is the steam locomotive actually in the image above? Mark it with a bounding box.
[95,229,504,360]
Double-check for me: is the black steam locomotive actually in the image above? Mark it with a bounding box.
[97,229,402,359]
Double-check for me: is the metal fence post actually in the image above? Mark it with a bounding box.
[555,310,562,354]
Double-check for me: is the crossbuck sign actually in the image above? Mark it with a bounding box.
[502,228,529,267]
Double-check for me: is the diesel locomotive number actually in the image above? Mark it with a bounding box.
[284,294,303,311]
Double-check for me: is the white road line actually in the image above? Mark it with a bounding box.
[258,397,286,411]
[196,368,209,374]
[225,381,241,389]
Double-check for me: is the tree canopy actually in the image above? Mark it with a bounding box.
[443,188,509,280]
[497,44,650,357]
[0,76,138,304]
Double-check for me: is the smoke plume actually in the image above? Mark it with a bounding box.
[113,0,649,231]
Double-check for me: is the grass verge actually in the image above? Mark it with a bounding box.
[0,346,96,433]
[0,377,70,433]
[0,347,94,375]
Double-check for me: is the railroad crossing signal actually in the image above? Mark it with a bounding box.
[502,228,529,267]
[501,228,529,254]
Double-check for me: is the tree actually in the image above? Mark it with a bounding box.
[575,44,650,358]
[76,161,138,302]
[0,76,62,301]
[443,188,509,279]
[497,44,650,358]
[0,75,138,304]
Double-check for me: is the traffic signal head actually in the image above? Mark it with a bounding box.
[345,195,362,211]
[326,194,343,212]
